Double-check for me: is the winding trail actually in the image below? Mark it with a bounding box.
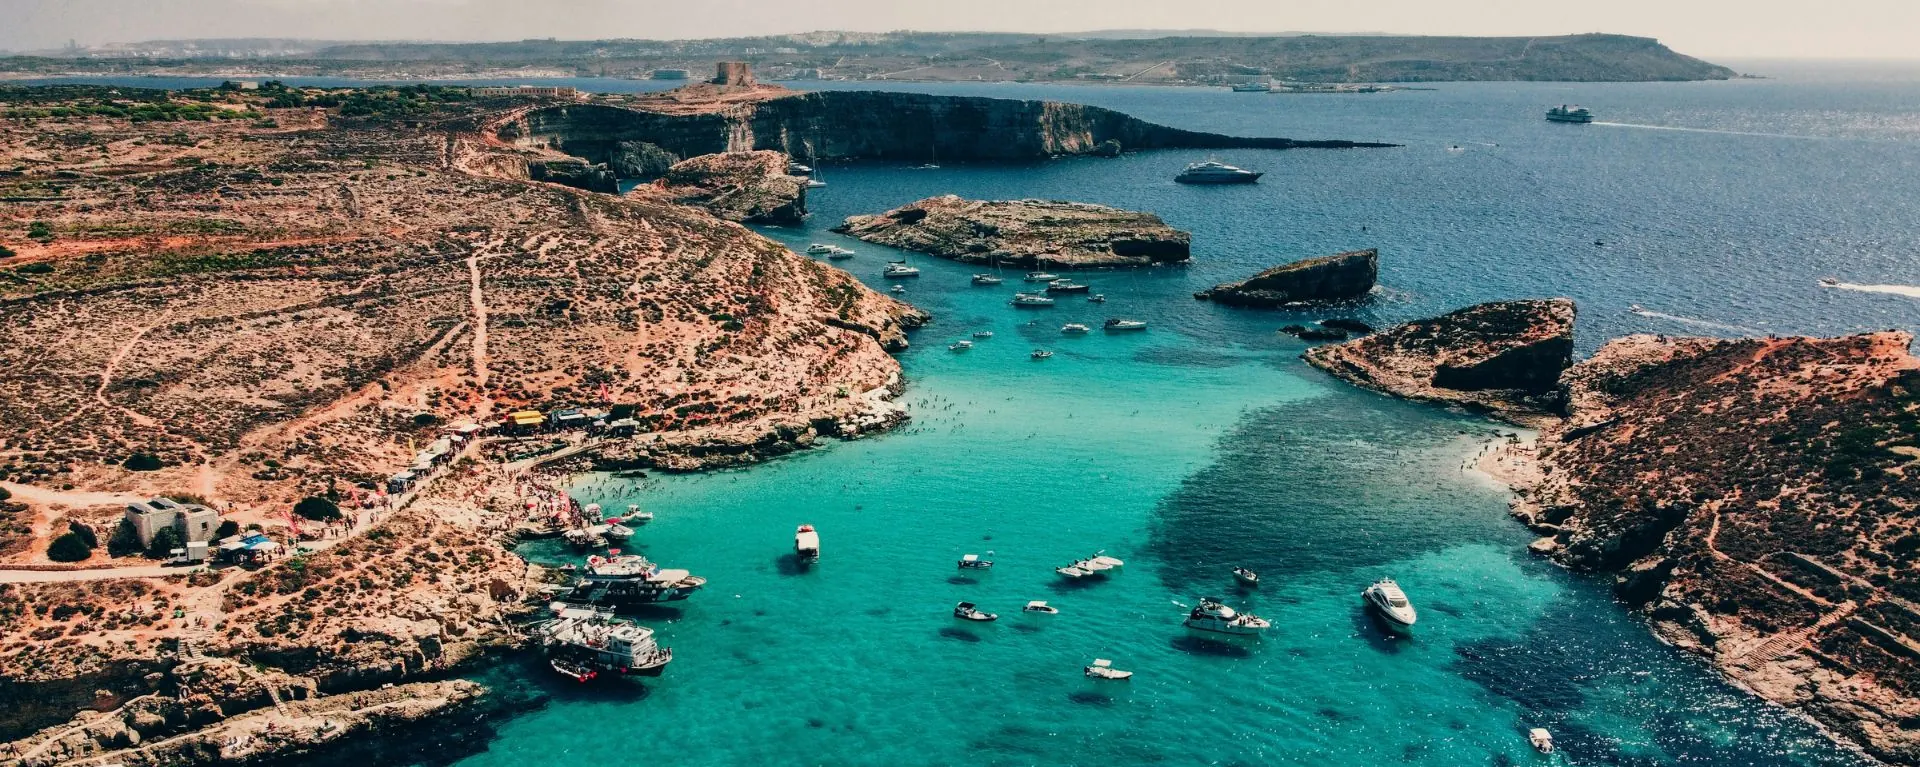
[466,250,492,412]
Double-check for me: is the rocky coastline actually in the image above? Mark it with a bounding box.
[833,195,1191,269]
[644,149,810,226]
[1307,300,1920,763]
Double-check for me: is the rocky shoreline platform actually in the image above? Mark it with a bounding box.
[833,195,1191,269]
[1305,300,1920,763]
[1197,248,1379,306]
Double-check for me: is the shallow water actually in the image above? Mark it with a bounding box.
[434,69,1920,765]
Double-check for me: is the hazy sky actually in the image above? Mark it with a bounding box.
[3,0,1916,59]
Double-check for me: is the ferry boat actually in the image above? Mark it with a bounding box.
[953,601,998,622]
[1230,81,1272,93]
[1183,596,1271,636]
[958,553,993,569]
[1084,658,1132,680]
[1104,318,1148,331]
[1045,280,1091,294]
[971,274,1004,285]
[1024,271,1062,282]
[1023,600,1059,614]
[1362,578,1418,628]
[1061,323,1090,334]
[882,261,920,278]
[1175,160,1262,185]
[1545,105,1594,124]
[564,554,707,606]
[1031,349,1054,360]
[949,339,973,351]
[795,524,820,563]
[1011,293,1056,307]
[540,604,673,678]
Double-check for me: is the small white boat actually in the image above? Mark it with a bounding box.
[1011,292,1055,307]
[795,524,820,562]
[1104,318,1147,331]
[1031,350,1054,360]
[1363,578,1418,628]
[806,178,827,188]
[1023,600,1058,614]
[1088,553,1124,569]
[1084,658,1132,680]
[1087,294,1106,303]
[972,331,994,339]
[623,504,655,525]
[827,249,854,260]
[958,553,994,569]
[949,340,973,351]
[1076,557,1113,572]
[1529,728,1554,754]
[971,274,1004,285]
[1046,279,1090,294]
[883,261,920,278]
[805,244,836,255]
[1055,564,1090,578]
[603,524,636,542]
[1232,567,1259,586]
[1061,323,1090,334]
[953,601,998,622]
[1183,596,1271,636]
[890,285,907,294]
[1024,271,1061,282]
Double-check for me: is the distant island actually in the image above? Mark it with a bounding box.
[0,31,1736,84]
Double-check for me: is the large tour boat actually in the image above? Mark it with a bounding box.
[1183,597,1271,636]
[1545,105,1594,123]
[563,553,708,606]
[540,604,673,678]
[1175,160,1262,185]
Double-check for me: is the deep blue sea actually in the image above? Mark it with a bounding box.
[32,64,1920,765]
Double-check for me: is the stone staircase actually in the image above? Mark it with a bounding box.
[1739,601,1857,662]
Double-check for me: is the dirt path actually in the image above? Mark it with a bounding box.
[466,251,492,414]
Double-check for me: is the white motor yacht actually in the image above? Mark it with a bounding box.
[827,249,854,260]
[1024,271,1061,282]
[1011,293,1055,307]
[1363,578,1418,628]
[953,601,998,622]
[883,261,920,278]
[1030,349,1054,360]
[1232,567,1260,586]
[949,339,973,351]
[1087,294,1106,303]
[1183,596,1271,636]
[971,274,1004,285]
[1175,160,1262,184]
[1084,658,1132,680]
[1023,601,1059,614]
[1104,318,1148,331]
[958,553,994,569]
[805,244,836,255]
[794,524,820,563]
[1529,728,1555,754]
[1061,323,1090,334]
[1046,279,1091,294]
[623,504,655,525]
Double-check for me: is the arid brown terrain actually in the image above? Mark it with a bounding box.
[1307,304,1920,762]
[0,81,923,763]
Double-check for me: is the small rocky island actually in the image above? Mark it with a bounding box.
[833,195,1191,269]
[1198,249,1378,306]
[1303,298,1576,425]
[645,149,808,226]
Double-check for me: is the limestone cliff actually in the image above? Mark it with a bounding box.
[642,150,808,226]
[1200,249,1378,306]
[1302,299,1575,425]
[1516,332,1920,764]
[833,195,1189,269]
[499,91,1395,170]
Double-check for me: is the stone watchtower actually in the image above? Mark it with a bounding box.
[712,62,756,87]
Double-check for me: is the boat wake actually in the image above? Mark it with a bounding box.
[1628,306,1763,335]
[1822,281,1920,299]
[1591,122,1821,141]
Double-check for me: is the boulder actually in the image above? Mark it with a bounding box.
[1202,249,1377,306]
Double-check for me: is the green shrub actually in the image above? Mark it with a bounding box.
[0,486,9,502]
[292,496,341,521]
[14,262,52,275]
[411,413,439,427]
[67,519,98,548]
[47,532,93,562]
[0,244,13,258]
[145,526,182,559]
[122,453,164,471]
[107,519,142,557]
[26,221,53,242]
[215,520,240,539]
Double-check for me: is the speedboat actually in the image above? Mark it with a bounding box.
[1529,728,1555,754]
[806,178,827,188]
[1104,318,1147,331]
[883,261,920,278]
[1045,280,1090,293]
[1545,105,1594,123]
[1076,556,1113,572]
[550,656,598,683]
[1084,658,1132,680]
[1061,323,1090,334]
[794,524,820,562]
[1363,578,1418,628]
[949,340,973,351]
[971,274,1003,285]
[890,285,907,294]
[972,331,994,339]
[958,553,993,569]
[1232,567,1260,586]
[1024,271,1061,282]
[623,504,654,526]
[1628,304,1648,315]
[953,601,998,622]
[827,249,854,260]
[1818,277,1839,287]
[1011,293,1055,307]
[603,523,635,543]
[1175,160,1262,184]
[787,162,813,175]
[1055,564,1089,578]
[1023,601,1058,614]
[1183,596,1271,636]
[1031,350,1054,360]
[1088,553,1124,569]
[1087,294,1106,303]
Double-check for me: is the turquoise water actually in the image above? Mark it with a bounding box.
[432,69,1920,765]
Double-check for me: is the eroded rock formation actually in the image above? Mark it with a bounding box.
[833,195,1190,269]
[1302,299,1576,425]
[644,150,808,226]
[1200,249,1378,305]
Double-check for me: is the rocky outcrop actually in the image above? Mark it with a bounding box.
[1200,249,1377,306]
[608,140,680,179]
[650,150,807,226]
[525,157,616,193]
[833,195,1190,269]
[1513,332,1920,763]
[1302,299,1575,425]
[500,91,1395,169]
